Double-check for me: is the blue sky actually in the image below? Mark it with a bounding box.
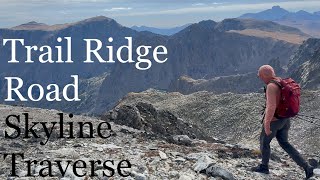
[1,0,320,28]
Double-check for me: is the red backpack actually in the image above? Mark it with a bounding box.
[270,78,301,118]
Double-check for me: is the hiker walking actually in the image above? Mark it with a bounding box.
[252,65,314,179]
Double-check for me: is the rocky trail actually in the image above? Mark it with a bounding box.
[1,104,320,180]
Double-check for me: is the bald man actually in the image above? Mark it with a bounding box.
[252,65,314,179]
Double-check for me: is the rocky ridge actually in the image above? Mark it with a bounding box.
[289,38,320,89]
[0,104,320,180]
[168,58,285,95]
[168,73,263,94]
[111,89,320,156]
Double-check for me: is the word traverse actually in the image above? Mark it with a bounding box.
[4,113,113,145]
[3,153,131,178]
[2,37,168,70]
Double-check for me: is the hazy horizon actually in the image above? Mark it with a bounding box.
[1,0,320,28]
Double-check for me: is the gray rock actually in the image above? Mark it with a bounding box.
[4,127,17,138]
[149,146,158,150]
[17,170,28,177]
[314,168,320,176]
[159,150,168,160]
[174,157,186,163]
[60,178,71,180]
[179,174,195,180]
[206,164,235,180]
[169,171,180,179]
[209,177,217,180]
[187,153,212,161]
[131,171,147,180]
[170,151,184,157]
[172,135,193,146]
[193,155,215,172]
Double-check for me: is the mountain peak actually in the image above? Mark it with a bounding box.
[214,18,246,31]
[10,16,120,31]
[24,21,47,26]
[269,5,289,13]
[239,6,289,21]
[73,16,114,25]
[11,21,49,30]
[296,10,310,15]
[272,5,281,10]
[175,20,216,36]
[81,16,113,22]
[197,20,217,29]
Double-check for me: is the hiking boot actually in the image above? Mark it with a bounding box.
[251,164,269,174]
[305,166,314,179]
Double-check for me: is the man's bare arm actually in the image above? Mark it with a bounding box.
[264,83,279,135]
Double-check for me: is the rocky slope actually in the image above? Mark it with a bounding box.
[168,73,263,94]
[288,38,320,89]
[1,104,320,180]
[169,58,285,95]
[108,89,320,156]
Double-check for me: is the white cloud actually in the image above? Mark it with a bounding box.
[59,10,70,15]
[192,3,206,6]
[104,7,133,12]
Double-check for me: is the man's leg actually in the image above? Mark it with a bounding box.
[276,119,314,179]
[260,125,277,166]
[253,119,288,174]
[276,119,308,168]
[252,124,278,174]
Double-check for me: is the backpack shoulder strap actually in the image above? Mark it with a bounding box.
[269,79,282,89]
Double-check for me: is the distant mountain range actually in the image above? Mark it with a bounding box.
[240,6,320,21]
[132,6,320,38]
[239,6,320,37]
[0,16,313,115]
[131,24,191,36]
[95,18,307,115]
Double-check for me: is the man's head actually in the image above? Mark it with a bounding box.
[258,65,276,84]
